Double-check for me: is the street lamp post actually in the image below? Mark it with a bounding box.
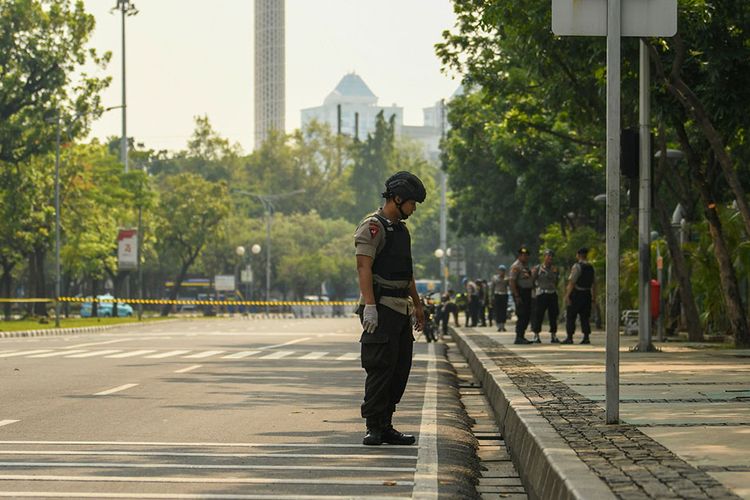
[113,0,137,174]
[235,189,305,315]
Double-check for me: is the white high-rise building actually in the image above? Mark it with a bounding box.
[254,0,285,148]
[301,73,403,140]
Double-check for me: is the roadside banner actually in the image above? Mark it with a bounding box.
[117,229,138,271]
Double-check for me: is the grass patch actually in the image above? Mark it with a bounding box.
[0,315,169,332]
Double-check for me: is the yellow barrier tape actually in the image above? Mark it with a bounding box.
[0,298,54,303]
[54,297,359,307]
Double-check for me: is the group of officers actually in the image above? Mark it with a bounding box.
[457,245,596,345]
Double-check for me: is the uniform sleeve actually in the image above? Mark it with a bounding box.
[509,265,519,283]
[354,218,385,259]
[568,263,581,283]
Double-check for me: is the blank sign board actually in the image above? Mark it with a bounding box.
[552,0,677,37]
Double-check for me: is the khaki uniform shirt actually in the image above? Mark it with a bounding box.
[491,274,509,295]
[354,209,413,315]
[510,259,534,290]
[534,264,559,294]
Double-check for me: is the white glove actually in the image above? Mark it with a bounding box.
[362,304,378,334]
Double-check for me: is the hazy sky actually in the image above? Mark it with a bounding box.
[81,0,460,153]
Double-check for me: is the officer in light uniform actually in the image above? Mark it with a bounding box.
[354,171,426,446]
[509,246,534,344]
[563,247,596,344]
[491,265,509,332]
[531,249,560,343]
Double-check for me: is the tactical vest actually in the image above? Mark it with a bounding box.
[576,262,594,289]
[371,214,413,282]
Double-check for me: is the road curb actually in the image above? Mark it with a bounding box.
[0,320,176,339]
[451,328,616,500]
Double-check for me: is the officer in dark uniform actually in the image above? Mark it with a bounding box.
[509,246,534,344]
[563,247,596,344]
[354,171,426,446]
[531,249,560,343]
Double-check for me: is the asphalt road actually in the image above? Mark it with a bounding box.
[0,317,474,499]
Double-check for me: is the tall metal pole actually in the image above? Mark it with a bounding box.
[136,202,143,320]
[54,115,61,329]
[605,0,621,424]
[265,203,272,316]
[439,99,448,293]
[119,1,129,174]
[637,39,654,352]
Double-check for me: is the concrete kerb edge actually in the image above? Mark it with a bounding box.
[451,327,616,500]
[0,319,178,339]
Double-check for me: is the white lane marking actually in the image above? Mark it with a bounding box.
[93,384,139,396]
[0,492,408,499]
[298,351,328,360]
[0,351,17,355]
[0,421,19,428]
[0,440,419,450]
[27,350,87,358]
[0,350,52,358]
[257,337,312,350]
[0,475,414,486]
[65,350,121,358]
[0,461,414,472]
[174,365,201,374]
[335,352,360,361]
[413,342,439,498]
[106,350,157,359]
[65,339,133,349]
[221,350,260,359]
[259,350,294,360]
[183,350,225,359]
[145,350,191,359]
[0,450,418,460]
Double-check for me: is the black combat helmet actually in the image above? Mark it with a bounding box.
[382,171,427,203]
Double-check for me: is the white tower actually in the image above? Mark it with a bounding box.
[254,0,285,147]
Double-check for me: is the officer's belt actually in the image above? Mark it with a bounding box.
[493,292,508,295]
[379,287,410,298]
[538,289,557,294]
[574,286,592,291]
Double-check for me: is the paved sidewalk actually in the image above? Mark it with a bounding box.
[453,325,750,500]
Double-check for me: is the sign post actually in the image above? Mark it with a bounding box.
[552,0,676,424]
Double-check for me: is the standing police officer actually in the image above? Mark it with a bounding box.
[531,249,560,343]
[491,265,509,332]
[355,171,426,446]
[509,246,534,344]
[563,247,596,344]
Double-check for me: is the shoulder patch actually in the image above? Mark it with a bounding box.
[368,223,380,238]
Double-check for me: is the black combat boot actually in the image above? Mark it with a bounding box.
[514,336,532,345]
[363,416,383,446]
[382,414,415,445]
[561,335,574,344]
[580,334,591,345]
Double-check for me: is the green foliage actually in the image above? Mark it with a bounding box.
[0,0,111,164]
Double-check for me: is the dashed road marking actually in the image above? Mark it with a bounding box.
[0,421,19,428]
[299,351,328,360]
[27,350,87,358]
[174,365,202,374]
[183,350,225,359]
[65,350,121,358]
[221,351,260,359]
[336,352,360,361]
[0,350,52,358]
[93,384,139,396]
[65,339,133,349]
[145,350,191,359]
[106,350,157,358]
[259,350,294,360]
[259,337,312,350]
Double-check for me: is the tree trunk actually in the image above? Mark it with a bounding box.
[162,264,190,317]
[653,133,703,341]
[650,38,750,239]
[28,247,47,316]
[91,277,99,317]
[1,261,14,321]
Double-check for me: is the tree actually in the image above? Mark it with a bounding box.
[155,173,230,315]
[0,0,110,164]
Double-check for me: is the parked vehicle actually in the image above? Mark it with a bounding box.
[80,294,134,318]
